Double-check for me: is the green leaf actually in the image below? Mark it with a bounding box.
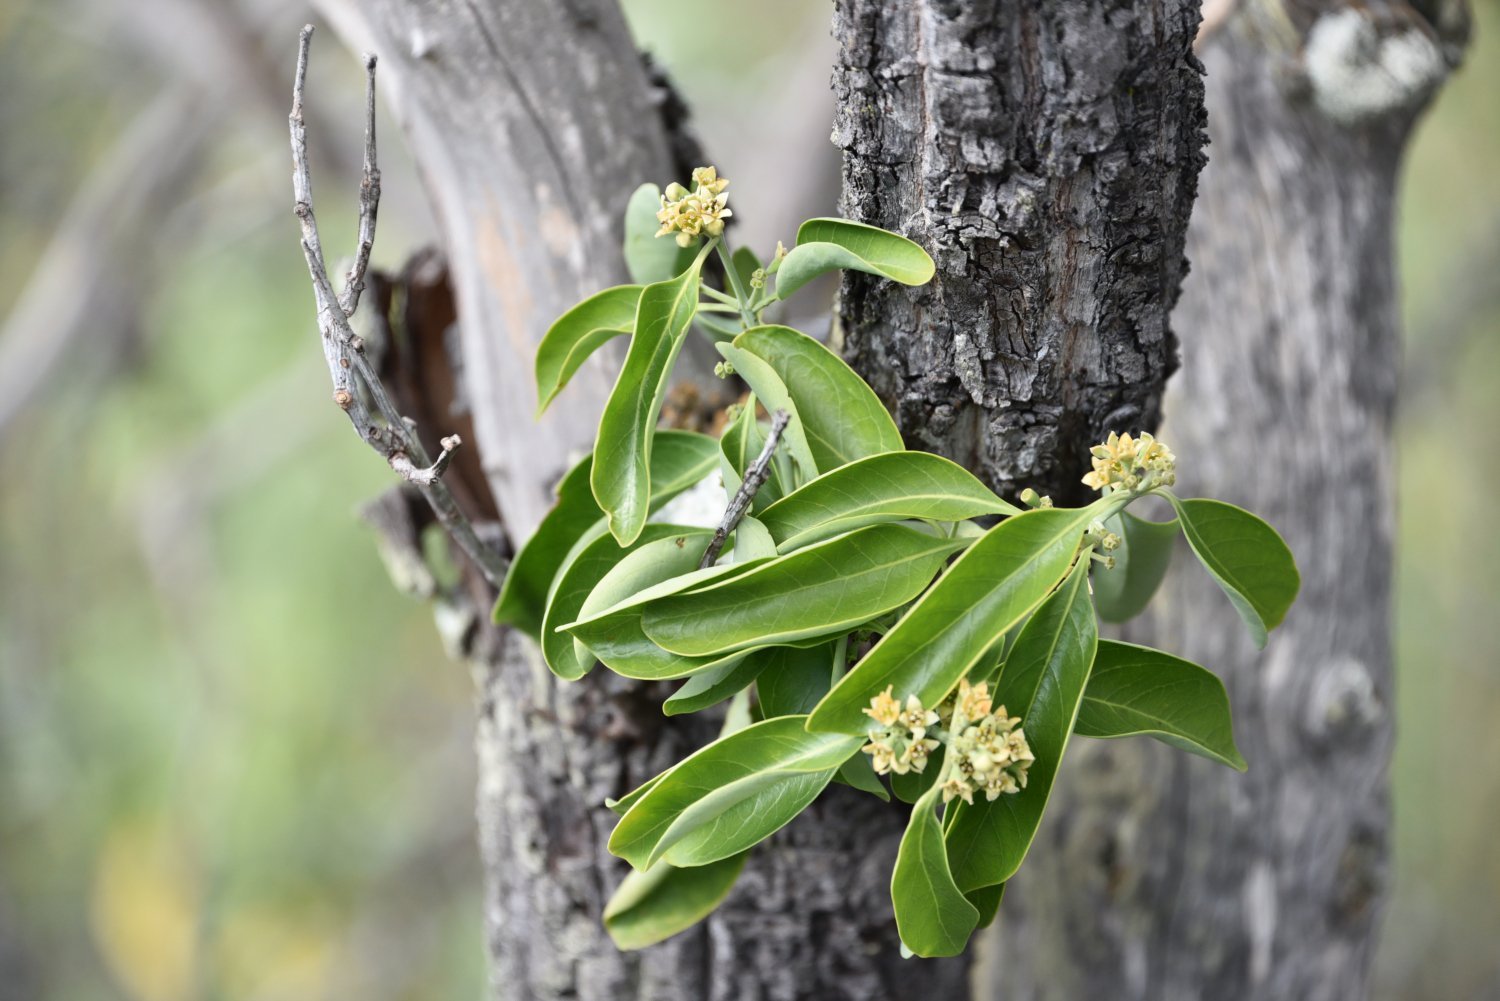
[888,744,946,804]
[732,245,762,288]
[1165,495,1299,649]
[731,516,777,562]
[807,507,1093,735]
[592,251,707,545]
[1092,511,1178,623]
[759,451,1017,551]
[494,431,718,639]
[603,853,748,950]
[539,524,703,681]
[563,542,766,681]
[1075,640,1247,771]
[663,652,768,717]
[715,341,820,482]
[605,774,663,816]
[891,790,979,958]
[836,752,890,801]
[623,183,697,284]
[775,218,935,300]
[534,285,640,415]
[732,325,903,471]
[755,643,837,718]
[641,524,964,657]
[493,455,598,638]
[967,883,1005,929]
[609,716,863,870]
[694,310,742,343]
[944,557,1097,891]
[719,400,789,507]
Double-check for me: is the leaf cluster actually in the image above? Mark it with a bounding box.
[494,178,1300,955]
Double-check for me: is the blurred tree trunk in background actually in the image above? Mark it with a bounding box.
[314,0,1463,999]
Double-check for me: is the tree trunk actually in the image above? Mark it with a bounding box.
[315,2,966,997]
[319,0,1462,997]
[844,3,1458,1000]
[833,0,1207,505]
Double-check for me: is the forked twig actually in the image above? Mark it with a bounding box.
[699,409,790,569]
[289,25,504,586]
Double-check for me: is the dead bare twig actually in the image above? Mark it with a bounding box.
[699,409,789,569]
[289,24,504,586]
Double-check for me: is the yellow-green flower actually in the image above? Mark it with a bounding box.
[655,166,733,247]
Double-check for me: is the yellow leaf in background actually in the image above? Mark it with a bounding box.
[90,818,200,1001]
[213,904,335,1000]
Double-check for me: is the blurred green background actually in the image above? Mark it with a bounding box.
[0,1,1494,999]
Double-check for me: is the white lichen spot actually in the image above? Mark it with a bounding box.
[1304,9,1447,125]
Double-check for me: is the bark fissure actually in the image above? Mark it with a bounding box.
[834,0,1206,506]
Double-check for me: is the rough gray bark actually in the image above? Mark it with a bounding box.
[835,2,1464,1000]
[833,0,1206,506]
[313,2,966,998]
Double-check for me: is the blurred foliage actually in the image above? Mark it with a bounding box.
[0,0,1495,998]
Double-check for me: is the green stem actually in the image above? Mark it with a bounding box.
[697,303,740,314]
[701,285,739,306]
[715,236,758,329]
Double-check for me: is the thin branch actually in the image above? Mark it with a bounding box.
[289,25,505,587]
[339,52,380,317]
[699,409,790,569]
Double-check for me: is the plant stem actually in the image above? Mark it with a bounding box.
[716,235,758,329]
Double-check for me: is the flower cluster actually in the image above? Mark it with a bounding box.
[655,166,732,247]
[859,680,1034,805]
[862,686,940,776]
[938,679,1033,805]
[1081,431,1176,495]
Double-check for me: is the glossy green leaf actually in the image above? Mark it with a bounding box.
[888,745,946,804]
[605,774,663,816]
[539,524,700,681]
[641,524,964,657]
[759,451,1017,550]
[775,218,935,300]
[732,245,762,288]
[755,643,837,718]
[836,752,890,801]
[1166,495,1299,649]
[732,516,777,562]
[623,183,697,284]
[663,652,769,717]
[494,431,717,638]
[564,545,766,681]
[807,507,1094,735]
[732,325,903,471]
[715,341,819,482]
[892,790,979,958]
[493,455,598,638]
[603,852,748,950]
[1092,511,1178,623]
[1075,641,1247,771]
[534,285,640,415]
[592,251,707,545]
[609,715,864,870]
[719,401,789,507]
[967,883,1005,929]
[945,557,1097,891]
